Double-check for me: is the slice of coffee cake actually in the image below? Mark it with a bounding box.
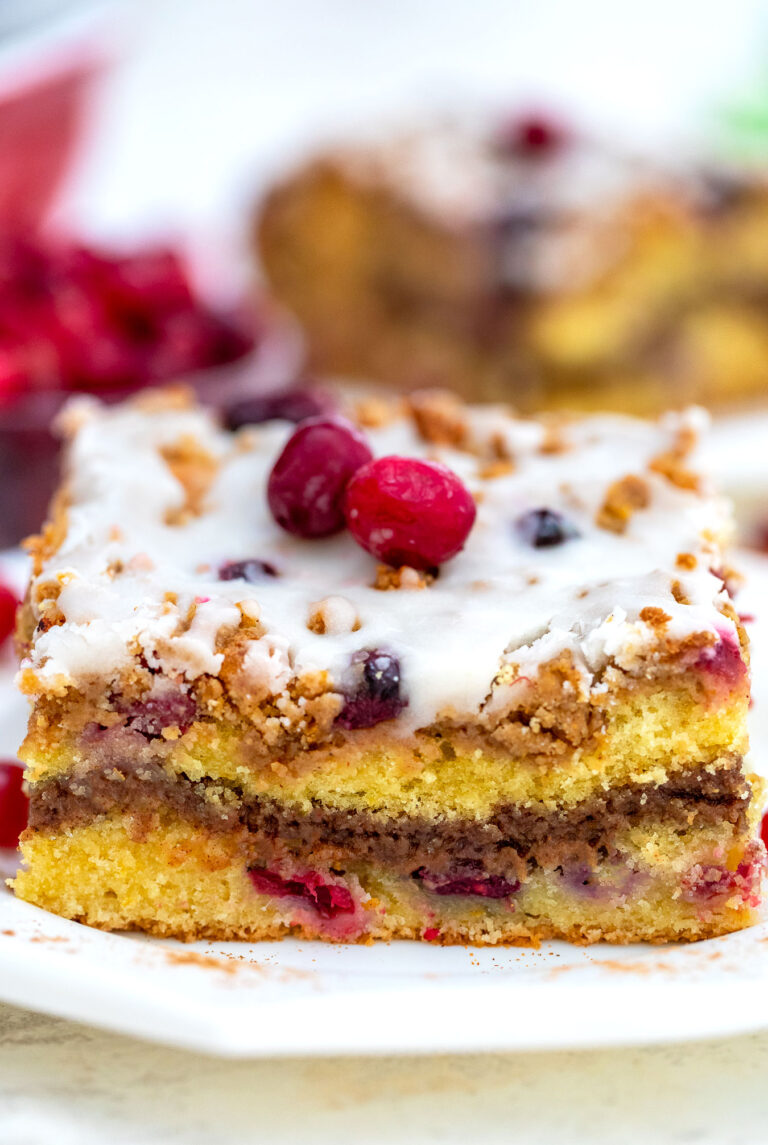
[258,116,768,414]
[12,387,764,944]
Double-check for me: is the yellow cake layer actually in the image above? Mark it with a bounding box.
[13,814,762,945]
[21,689,748,819]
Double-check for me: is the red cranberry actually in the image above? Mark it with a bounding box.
[0,583,18,645]
[415,868,520,898]
[495,112,570,159]
[224,386,334,430]
[695,630,747,689]
[344,456,476,570]
[248,868,355,919]
[107,249,194,313]
[0,349,29,408]
[218,559,278,582]
[116,688,197,738]
[149,309,252,381]
[515,508,580,548]
[760,811,768,852]
[0,234,254,403]
[0,762,28,848]
[753,520,768,553]
[267,416,373,538]
[336,649,406,729]
[681,848,764,909]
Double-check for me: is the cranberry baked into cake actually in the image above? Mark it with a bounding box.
[258,116,768,413]
[13,388,765,944]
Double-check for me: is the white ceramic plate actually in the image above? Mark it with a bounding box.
[0,549,767,1059]
[2,885,768,1058]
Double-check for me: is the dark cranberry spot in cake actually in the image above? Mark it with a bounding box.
[415,868,520,898]
[0,583,18,646]
[0,761,28,848]
[495,112,570,159]
[336,649,407,729]
[515,508,580,548]
[761,811,768,853]
[248,867,355,919]
[224,386,334,431]
[344,456,476,570]
[423,927,441,941]
[560,863,648,902]
[561,864,608,900]
[119,688,197,738]
[267,416,373,538]
[694,629,746,687]
[218,559,278,582]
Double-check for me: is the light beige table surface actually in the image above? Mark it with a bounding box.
[2,1000,767,1145]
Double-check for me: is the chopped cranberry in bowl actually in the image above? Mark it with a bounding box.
[0,582,19,646]
[0,234,256,401]
[0,761,27,849]
[0,232,299,545]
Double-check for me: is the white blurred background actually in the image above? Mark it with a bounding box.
[46,0,768,243]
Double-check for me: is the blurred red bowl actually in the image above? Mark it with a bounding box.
[0,58,98,229]
[0,1,112,230]
[0,292,303,548]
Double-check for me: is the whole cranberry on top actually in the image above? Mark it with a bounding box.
[267,416,373,538]
[344,456,476,570]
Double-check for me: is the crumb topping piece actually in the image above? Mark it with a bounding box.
[160,435,218,526]
[408,388,468,447]
[373,564,437,591]
[307,596,360,635]
[596,475,651,534]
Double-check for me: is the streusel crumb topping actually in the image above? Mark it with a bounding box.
[20,393,739,736]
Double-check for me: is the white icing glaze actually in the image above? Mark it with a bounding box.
[22,397,736,733]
